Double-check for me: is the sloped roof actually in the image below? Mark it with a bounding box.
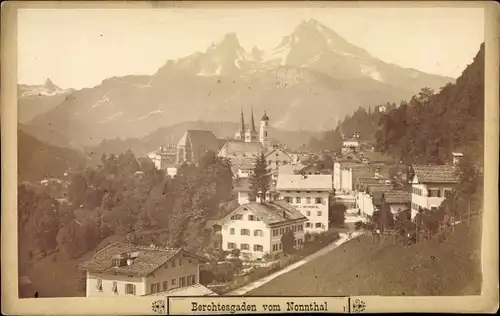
[265,147,293,160]
[228,201,306,226]
[219,140,263,156]
[383,190,411,204]
[278,164,306,175]
[78,242,205,277]
[178,130,220,151]
[147,283,218,297]
[277,174,333,191]
[412,164,459,184]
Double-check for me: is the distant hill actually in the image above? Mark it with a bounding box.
[23,19,452,147]
[18,129,89,182]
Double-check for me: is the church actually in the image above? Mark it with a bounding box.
[217,107,272,162]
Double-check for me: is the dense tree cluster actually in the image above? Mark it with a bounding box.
[19,149,234,263]
[376,44,484,165]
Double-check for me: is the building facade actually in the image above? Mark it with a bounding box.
[218,199,307,260]
[410,164,459,220]
[79,243,208,297]
[276,174,333,233]
[265,147,293,171]
[176,130,221,164]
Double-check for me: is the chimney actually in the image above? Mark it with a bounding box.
[452,152,463,167]
[256,191,263,204]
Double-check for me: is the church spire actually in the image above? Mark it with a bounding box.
[251,105,256,132]
[239,106,245,133]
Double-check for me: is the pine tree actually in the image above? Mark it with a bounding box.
[249,152,271,200]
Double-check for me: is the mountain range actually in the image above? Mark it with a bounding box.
[20,18,453,148]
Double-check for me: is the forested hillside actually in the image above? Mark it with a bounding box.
[375,43,484,165]
[18,150,235,277]
[308,43,484,165]
[18,129,89,182]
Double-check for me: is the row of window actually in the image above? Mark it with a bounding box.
[272,224,304,237]
[412,187,451,198]
[230,228,264,236]
[305,211,323,217]
[230,214,261,221]
[271,239,303,252]
[150,274,197,294]
[305,222,324,228]
[284,197,324,204]
[227,243,264,252]
[268,160,290,165]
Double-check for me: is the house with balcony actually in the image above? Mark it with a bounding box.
[276,174,333,233]
[78,242,214,297]
[410,164,459,220]
[217,196,307,260]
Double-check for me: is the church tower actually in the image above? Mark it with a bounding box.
[259,111,270,148]
[235,107,245,141]
[245,105,259,143]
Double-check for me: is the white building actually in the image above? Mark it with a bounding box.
[78,242,212,297]
[218,198,307,260]
[265,147,294,171]
[410,164,459,220]
[276,174,333,233]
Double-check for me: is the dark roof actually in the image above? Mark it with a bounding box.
[225,201,306,226]
[219,140,263,157]
[383,190,411,204]
[412,164,459,184]
[78,242,205,277]
[261,112,270,121]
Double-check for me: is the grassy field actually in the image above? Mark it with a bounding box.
[247,218,482,296]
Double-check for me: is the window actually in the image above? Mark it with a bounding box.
[125,283,136,295]
[227,242,236,249]
[297,239,303,245]
[179,257,182,266]
[112,281,118,294]
[187,275,195,286]
[96,279,103,292]
[279,228,284,235]
[292,226,296,233]
[315,197,322,204]
[254,244,264,252]
[305,222,311,228]
[230,214,243,220]
[286,227,291,233]
[150,282,160,294]
[188,259,192,264]
[315,223,322,228]
[295,197,301,203]
[162,281,168,291]
[172,259,176,268]
[254,229,263,237]
[241,243,250,250]
[279,243,282,250]
[191,275,196,284]
[248,215,255,221]
[230,228,235,235]
[272,244,278,251]
[272,229,278,236]
[428,189,441,197]
[241,229,250,236]
[179,276,186,287]
[171,278,177,286]
[306,211,311,216]
[317,211,322,216]
[285,197,292,203]
[306,197,311,204]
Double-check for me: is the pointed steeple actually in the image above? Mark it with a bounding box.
[239,106,246,133]
[251,105,256,132]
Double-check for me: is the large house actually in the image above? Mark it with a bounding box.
[276,174,333,233]
[218,197,307,260]
[176,130,221,165]
[78,242,214,297]
[410,164,459,219]
[265,147,294,171]
[147,145,177,170]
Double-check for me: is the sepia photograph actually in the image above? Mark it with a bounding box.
[2,1,499,314]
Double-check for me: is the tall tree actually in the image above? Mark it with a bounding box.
[249,152,271,199]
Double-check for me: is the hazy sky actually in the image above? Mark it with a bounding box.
[18,6,484,90]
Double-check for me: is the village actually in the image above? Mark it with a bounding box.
[63,106,476,298]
